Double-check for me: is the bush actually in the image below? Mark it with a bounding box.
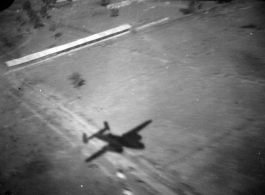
[40,5,49,18]
[41,0,57,7]
[22,1,32,11]
[22,1,44,28]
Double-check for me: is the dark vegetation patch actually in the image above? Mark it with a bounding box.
[240,23,257,29]
[23,159,50,177]
[22,0,57,29]
[22,1,44,29]
[49,22,61,31]
[217,0,233,3]
[0,33,24,58]
[53,32,63,39]
[0,11,28,54]
[68,72,86,89]
[0,36,15,48]
[235,135,265,195]
[240,23,262,30]
[232,50,265,80]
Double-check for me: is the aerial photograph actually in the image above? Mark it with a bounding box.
[0,0,264,194]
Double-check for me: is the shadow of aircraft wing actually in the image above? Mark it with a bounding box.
[85,146,108,162]
[121,120,152,138]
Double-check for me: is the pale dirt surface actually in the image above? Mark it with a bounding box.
[0,77,132,195]
[0,1,171,195]
[1,0,265,195]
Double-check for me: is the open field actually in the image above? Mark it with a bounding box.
[1,1,265,195]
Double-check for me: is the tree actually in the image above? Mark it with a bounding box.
[22,1,44,28]
[40,5,49,18]
[41,0,57,7]
[22,1,32,12]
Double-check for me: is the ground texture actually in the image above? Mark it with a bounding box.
[1,0,265,195]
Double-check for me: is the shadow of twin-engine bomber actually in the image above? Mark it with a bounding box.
[83,120,152,162]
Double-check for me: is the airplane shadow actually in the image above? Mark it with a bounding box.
[84,120,152,163]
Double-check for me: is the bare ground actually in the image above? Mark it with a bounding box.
[1,1,265,195]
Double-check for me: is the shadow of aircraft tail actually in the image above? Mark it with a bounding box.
[83,121,110,144]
